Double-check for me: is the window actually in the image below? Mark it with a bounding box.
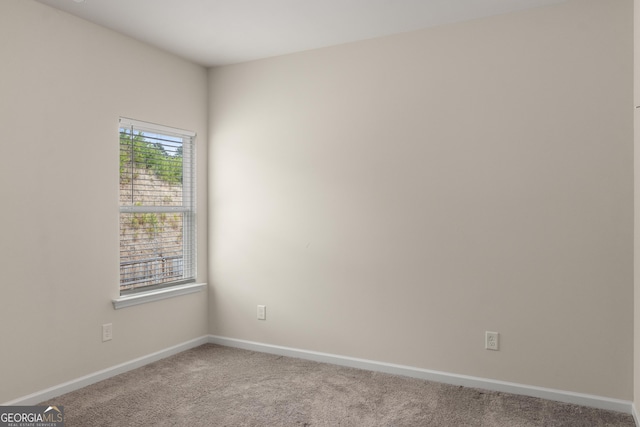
[119,118,196,295]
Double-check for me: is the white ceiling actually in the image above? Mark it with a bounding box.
[35,0,566,67]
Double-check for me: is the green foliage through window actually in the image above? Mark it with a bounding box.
[119,130,183,184]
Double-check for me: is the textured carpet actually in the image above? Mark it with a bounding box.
[42,344,635,426]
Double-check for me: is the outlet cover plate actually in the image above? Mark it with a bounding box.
[257,305,266,320]
[485,331,499,351]
[102,323,113,342]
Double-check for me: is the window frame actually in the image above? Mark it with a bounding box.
[117,117,197,297]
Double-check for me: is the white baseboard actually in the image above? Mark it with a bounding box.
[2,335,210,406]
[4,333,633,417]
[208,335,633,415]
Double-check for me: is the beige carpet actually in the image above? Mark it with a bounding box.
[42,344,634,426]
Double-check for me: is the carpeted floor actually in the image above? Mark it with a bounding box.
[41,344,635,426]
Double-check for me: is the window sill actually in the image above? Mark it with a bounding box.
[112,282,207,310]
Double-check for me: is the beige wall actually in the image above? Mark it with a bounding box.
[209,0,634,400]
[0,0,209,403]
[635,0,640,415]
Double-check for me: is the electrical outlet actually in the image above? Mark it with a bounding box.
[485,331,499,351]
[257,305,266,320]
[102,323,113,342]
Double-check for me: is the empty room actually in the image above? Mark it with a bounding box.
[1,0,639,425]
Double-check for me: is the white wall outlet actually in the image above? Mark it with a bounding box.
[485,331,499,351]
[257,305,266,320]
[102,323,113,342]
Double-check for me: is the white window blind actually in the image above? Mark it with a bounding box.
[119,118,196,294]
